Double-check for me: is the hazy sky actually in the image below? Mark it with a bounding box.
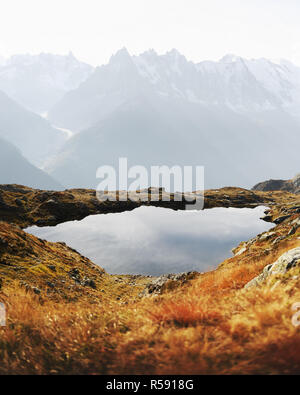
[0,0,299,66]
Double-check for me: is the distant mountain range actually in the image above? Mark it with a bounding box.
[0,52,93,189]
[48,49,300,131]
[0,52,93,114]
[0,137,62,190]
[253,174,300,194]
[0,49,300,190]
[46,49,300,189]
[0,89,66,167]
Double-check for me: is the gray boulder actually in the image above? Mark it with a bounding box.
[245,247,300,289]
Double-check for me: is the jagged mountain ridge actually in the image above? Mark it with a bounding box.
[1,48,299,190]
[48,48,300,131]
[44,49,300,189]
[0,52,94,114]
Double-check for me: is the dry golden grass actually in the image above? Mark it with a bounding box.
[1,245,300,375]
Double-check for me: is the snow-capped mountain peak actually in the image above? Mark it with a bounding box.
[46,48,300,131]
[220,54,243,63]
[0,52,94,113]
[131,49,299,112]
[110,47,132,63]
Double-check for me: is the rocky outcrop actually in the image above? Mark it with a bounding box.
[0,220,105,296]
[141,272,200,296]
[252,174,300,195]
[293,174,300,190]
[245,247,300,288]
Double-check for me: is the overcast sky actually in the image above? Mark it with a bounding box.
[0,0,299,66]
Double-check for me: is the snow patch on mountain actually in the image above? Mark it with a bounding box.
[47,47,300,131]
[132,49,300,114]
[0,52,94,113]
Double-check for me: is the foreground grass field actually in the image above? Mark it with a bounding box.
[1,238,300,374]
[0,186,299,374]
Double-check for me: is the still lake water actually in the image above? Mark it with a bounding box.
[26,206,274,276]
